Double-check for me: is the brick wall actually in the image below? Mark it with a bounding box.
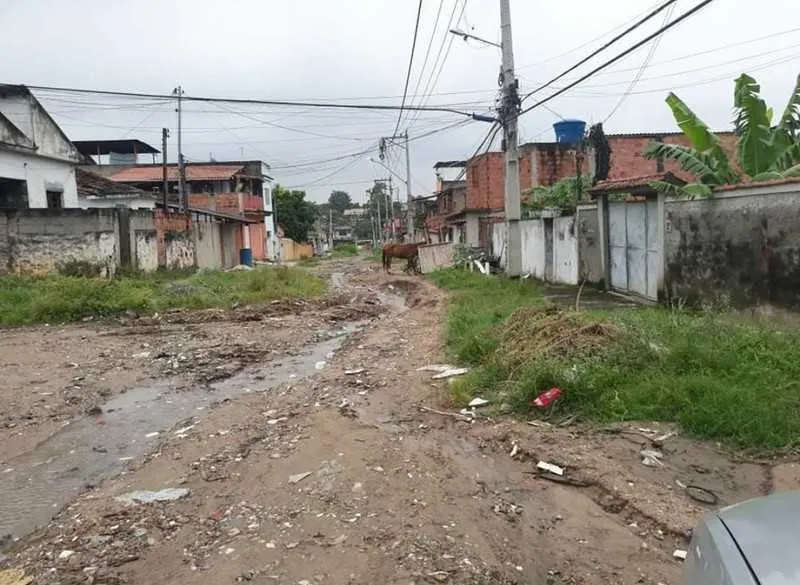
[466,133,740,214]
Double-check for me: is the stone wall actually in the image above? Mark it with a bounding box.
[664,183,800,308]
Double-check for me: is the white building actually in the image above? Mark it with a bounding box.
[0,85,84,208]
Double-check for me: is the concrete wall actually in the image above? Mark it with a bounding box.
[418,242,455,274]
[194,220,223,269]
[0,209,119,275]
[281,238,313,262]
[221,223,239,267]
[0,149,79,208]
[0,208,244,275]
[664,183,800,308]
[465,215,480,247]
[553,216,579,284]
[492,216,579,284]
[165,233,195,269]
[577,204,603,284]
[79,196,156,210]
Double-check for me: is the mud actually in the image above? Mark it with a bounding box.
[0,258,790,585]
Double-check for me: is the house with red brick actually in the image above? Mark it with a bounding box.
[429,128,737,249]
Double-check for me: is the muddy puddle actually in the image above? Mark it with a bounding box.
[0,324,362,546]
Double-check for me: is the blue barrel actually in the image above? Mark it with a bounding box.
[239,248,253,266]
[553,119,586,144]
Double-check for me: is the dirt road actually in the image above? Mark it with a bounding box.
[0,258,780,584]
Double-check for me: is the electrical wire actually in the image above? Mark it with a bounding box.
[519,0,680,104]
[405,0,446,129]
[518,0,714,119]
[393,0,425,135]
[26,85,480,118]
[408,0,469,128]
[284,156,364,190]
[604,2,676,122]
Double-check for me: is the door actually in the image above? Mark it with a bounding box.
[607,199,660,300]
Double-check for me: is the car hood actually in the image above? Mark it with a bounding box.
[718,491,800,585]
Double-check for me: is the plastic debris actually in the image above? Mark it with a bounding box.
[314,361,326,370]
[640,449,664,467]
[536,461,564,476]
[673,549,688,561]
[468,397,489,408]
[345,368,365,375]
[114,488,190,505]
[532,387,562,408]
[432,368,469,380]
[145,432,160,438]
[417,364,456,372]
[58,550,75,560]
[288,472,312,484]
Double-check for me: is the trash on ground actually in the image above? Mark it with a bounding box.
[145,431,159,438]
[532,387,562,408]
[527,420,552,428]
[314,361,326,370]
[345,368,366,375]
[509,442,519,458]
[432,367,469,380]
[640,449,664,467]
[226,264,253,271]
[652,431,677,447]
[58,550,75,560]
[420,405,474,422]
[115,488,190,505]
[468,397,489,408]
[673,549,688,561]
[536,461,564,476]
[417,364,457,373]
[288,471,313,484]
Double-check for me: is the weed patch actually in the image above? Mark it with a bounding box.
[431,269,800,450]
[0,267,325,326]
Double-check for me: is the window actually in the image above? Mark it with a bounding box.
[46,190,63,209]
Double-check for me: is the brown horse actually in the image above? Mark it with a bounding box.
[382,243,420,274]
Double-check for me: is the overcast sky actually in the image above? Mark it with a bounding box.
[2,0,798,203]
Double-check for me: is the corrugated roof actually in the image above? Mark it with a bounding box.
[77,168,155,199]
[588,172,684,195]
[73,139,160,156]
[111,164,244,183]
[714,177,800,192]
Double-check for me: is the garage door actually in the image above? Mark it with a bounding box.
[608,200,660,300]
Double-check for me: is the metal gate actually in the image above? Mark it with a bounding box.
[608,200,660,300]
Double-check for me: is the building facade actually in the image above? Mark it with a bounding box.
[0,85,85,209]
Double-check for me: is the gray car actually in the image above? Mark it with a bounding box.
[685,491,799,585]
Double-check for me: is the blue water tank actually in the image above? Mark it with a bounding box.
[239,248,253,267]
[553,119,586,145]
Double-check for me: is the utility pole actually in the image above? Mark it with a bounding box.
[499,0,522,276]
[328,207,333,251]
[375,182,383,244]
[388,175,396,239]
[173,86,186,212]
[161,128,169,211]
[404,131,414,242]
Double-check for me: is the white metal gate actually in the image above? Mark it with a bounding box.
[608,200,660,299]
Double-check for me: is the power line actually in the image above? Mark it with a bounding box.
[407,0,468,129]
[406,0,446,129]
[284,156,364,190]
[520,0,680,104]
[604,2,676,123]
[393,0,425,135]
[25,84,479,118]
[519,0,714,118]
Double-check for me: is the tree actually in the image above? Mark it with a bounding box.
[644,73,800,198]
[366,181,393,217]
[273,184,318,242]
[328,190,352,214]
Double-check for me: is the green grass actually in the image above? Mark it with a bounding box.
[430,268,800,450]
[331,243,360,258]
[0,267,325,326]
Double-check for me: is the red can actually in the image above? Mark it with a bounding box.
[532,387,562,408]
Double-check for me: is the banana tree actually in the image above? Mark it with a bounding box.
[644,73,800,198]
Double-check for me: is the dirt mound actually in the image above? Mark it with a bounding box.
[500,306,617,367]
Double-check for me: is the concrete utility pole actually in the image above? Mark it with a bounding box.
[404,131,414,242]
[499,0,522,276]
[161,128,169,211]
[173,86,186,212]
[388,175,396,239]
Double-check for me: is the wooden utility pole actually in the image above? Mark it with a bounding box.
[500,0,522,276]
[161,128,169,211]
